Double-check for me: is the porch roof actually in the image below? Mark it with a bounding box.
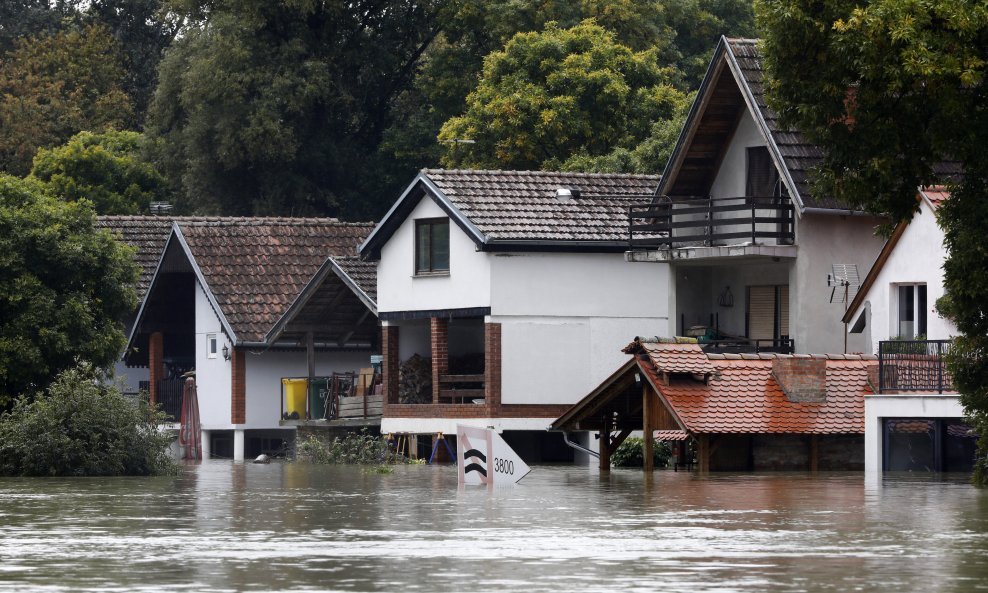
[552,341,874,435]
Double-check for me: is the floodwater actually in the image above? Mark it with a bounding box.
[1,464,987,593]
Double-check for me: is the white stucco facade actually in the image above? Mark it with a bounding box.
[708,111,763,199]
[195,281,233,431]
[864,394,965,472]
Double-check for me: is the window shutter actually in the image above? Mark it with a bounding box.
[779,285,790,337]
[748,285,776,340]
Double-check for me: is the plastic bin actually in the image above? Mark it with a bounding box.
[309,377,330,420]
[282,378,308,419]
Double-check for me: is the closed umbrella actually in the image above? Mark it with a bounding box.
[178,376,202,461]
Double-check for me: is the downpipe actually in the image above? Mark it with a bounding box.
[557,431,599,459]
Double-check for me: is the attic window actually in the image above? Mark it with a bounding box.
[746,146,780,197]
[415,218,450,275]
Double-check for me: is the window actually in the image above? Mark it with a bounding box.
[415,218,450,274]
[895,284,927,338]
[747,284,790,345]
[207,333,218,359]
[745,146,780,197]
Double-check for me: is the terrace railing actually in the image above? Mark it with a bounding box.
[138,379,184,421]
[629,195,795,250]
[878,340,952,393]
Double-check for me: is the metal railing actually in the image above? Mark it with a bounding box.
[878,340,952,393]
[139,379,184,421]
[629,195,795,249]
[700,337,795,355]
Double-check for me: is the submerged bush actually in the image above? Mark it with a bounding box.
[0,363,176,476]
[295,429,404,465]
[612,437,672,469]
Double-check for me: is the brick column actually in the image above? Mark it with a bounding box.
[231,347,246,424]
[148,331,164,406]
[431,317,449,405]
[484,322,501,410]
[382,325,400,405]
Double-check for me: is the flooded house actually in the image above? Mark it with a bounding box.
[121,217,379,460]
[626,37,886,355]
[358,169,673,461]
[551,338,873,471]
[842,188,975,472]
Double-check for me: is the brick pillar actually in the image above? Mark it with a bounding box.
[431,317,448,404]
[382,325,400,405]
[148,331,164,406]
[484,322,501,410]
[231,347,246,424]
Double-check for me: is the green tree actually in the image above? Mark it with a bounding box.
[756,1,988,480]
[30,130,171,215]
[438,19,689,171]
[0,362,176,476]
[0,175,138,406]
[147,0,445,218]
[0,24,134,176]
[0,1,79,55]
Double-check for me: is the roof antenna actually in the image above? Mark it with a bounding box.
[828,263,860,353]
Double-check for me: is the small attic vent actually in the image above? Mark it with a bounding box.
[555,187,581,200]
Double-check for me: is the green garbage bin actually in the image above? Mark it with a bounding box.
[310,377,331,420]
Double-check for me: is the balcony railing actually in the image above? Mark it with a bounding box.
[878,340,952,393]
[139,379,184,421]
[629,195,795,250]
[700,337,795,355]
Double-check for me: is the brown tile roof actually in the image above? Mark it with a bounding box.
[424,169,658,243]
[626,338,716,375]
[333,255,377,302]
[655,430,689,441]
[176,218,375,343]
[97,216,176,299]
[920,186,950,210]
[640,354,872,434]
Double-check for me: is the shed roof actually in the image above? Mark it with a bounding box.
[360,169,658,259]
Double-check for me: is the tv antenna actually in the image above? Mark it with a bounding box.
[828,263,860,353]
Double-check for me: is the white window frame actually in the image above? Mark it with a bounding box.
[207,333,218,359]
[890,283,927,339]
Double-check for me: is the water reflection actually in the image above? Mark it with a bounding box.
[0,463,986,592]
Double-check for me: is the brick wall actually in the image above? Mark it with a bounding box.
[382,325,400,405]
[231,347,246,424]
[484,322,501,408]
[772,357,827,402]
[430,317,448,404]
[148,332,163,405]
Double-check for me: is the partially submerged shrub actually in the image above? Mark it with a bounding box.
[295,429,405,465]
[0,363,176,476]
[612,437,672,469]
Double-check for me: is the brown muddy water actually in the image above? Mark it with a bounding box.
[1,462,986,592]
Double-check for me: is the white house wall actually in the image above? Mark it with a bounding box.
[194,281,233,430]
[864,394,964,472]
[377,196,490,313]
[490,252,672,405]
[855,202,955,353]
[791,213,884,354]
[242,349,372,429]
[708,111,763,199]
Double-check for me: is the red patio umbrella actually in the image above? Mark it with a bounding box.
[179,376,202,461]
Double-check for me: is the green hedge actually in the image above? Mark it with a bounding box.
[612,437,672,469]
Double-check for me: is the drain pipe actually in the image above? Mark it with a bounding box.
[557,431,599,459]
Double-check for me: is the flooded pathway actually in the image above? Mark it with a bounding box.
[1,463,986,592]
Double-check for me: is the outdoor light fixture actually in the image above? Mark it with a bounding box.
[222,344,231,361]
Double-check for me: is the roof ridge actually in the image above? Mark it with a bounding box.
[421,167,660,180]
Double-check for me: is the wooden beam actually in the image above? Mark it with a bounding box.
[643,385,654,472]
[599,415,611,473]
[610,428,633,452]
[306,331,315,419]
[698,433,710,473]
[337,309,372,347]
[809,434,819,472]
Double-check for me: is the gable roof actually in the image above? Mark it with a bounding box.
[553,342,873,435]
[97,216,181,299]
[360,169,658,259]
[130,217,376,348]
[842,187,948,324]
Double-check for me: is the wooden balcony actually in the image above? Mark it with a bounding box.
[629,195,795,250]
[878,340,953,393]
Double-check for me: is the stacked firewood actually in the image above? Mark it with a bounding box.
[398,354,432,404]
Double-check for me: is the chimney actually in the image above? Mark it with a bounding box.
[771,357,827,403]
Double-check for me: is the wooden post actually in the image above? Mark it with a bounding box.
[306,331,315,420]
[809,434,819,472]
[599,416,611,473]
[643,386,654,473]
[698,433,710,473]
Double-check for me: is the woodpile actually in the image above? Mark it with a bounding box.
[398,354,432,404]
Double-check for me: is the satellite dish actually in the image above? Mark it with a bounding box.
[827,263,860,304]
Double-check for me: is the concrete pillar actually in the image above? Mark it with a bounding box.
[201,430,212,460]
[431,317,448,404]
[233,429,245,461]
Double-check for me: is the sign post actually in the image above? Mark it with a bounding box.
[456,425,531,486]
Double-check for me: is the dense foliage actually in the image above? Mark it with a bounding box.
[611,437,672,468]
[0,363,176,476]
[0,24,134,176]
[295,430,404,465]
[31,130,172,215]
[0,175,138,405]
[438,20,690,171]
[757,0,988,481]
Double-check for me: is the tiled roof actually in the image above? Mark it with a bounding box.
[726,39,834,209]
[176,218,374,343]
[628,338,716,375]
[97,216,176,298]
[333,255,377,302]
[640,354,872,434]
[920,186,949,210]
[655,430,689,441]
[424,169,658,243]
